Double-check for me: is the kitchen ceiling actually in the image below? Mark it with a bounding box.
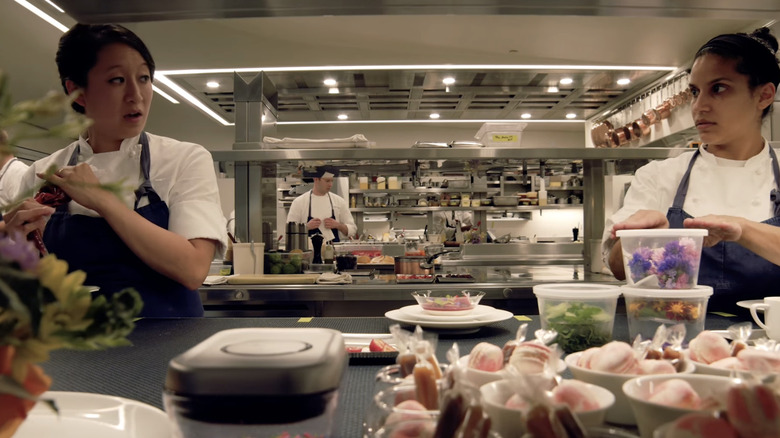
[2,1,779,153]
[39,1,780,125]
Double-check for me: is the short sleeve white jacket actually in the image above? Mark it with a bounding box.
[18,132,227,255]
[0,158,29,210]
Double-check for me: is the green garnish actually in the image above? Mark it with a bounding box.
[544,302,612,353]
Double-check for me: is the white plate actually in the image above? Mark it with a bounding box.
[737,299,764,311]
[14,391,171,438]
[385,305,513,329]
[398,304,495,322]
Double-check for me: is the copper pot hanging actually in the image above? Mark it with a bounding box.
[610,128,629,147]
[655,100,672,120]
[590,120,613,148]
[631,118,651,138]
[642,108,660,126]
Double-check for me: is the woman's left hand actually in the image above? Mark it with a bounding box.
[38,163,112,213]
[684,215,744,247]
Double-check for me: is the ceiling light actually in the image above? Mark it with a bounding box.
[559,78,573,85]
[151,85,180,104]
[547,86,559,93]
[44,0,64,13]
[206,81,220,88]
[278,119,583,125]
[442,77,456,85]
[337,114,348,120]
[14,0,68,32]
[155,74,230,125]
[323,78,337,86]
[328,87,339,94]
[617,78,631,85]
[521,113,532,119]
[566,113,577,119]
[429,113,440,119]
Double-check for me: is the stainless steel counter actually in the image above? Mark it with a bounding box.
[200,264,622,317]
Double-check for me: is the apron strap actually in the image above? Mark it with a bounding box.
[767,146,780,217]
[133,132,162,209]
[671,149,700,210]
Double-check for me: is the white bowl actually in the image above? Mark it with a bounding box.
[480,379,615,438]
[565,352,695,426]
[622,374,737,438]
[457,354,567,389]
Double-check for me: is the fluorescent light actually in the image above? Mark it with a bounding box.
[155,74,232,125]
[559,78,573,85]
[566,113,577,119]
[277,119,583,125]
[429,113,440,119]
[328,87,339,94]
[521,113,532,119]
[442,77,456,85]
[14,0,68,32]
[206,81,220,88]
[323,78,337,86]
[157,64,677,76]
[152,85,179,104]
[44,0,64,13]
[617,78,631,85]
[337,114,348,120]
[547,86,559,93]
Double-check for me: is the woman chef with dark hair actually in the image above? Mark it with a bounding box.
[603,27,780,311]
[287,165,357,243]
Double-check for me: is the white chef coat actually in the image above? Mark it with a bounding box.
[601,141,777,269]
[18,132,228,256]
[0,157,29,210]
[287,189,357,241]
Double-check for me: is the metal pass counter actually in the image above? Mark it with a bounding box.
[41,313,742,437]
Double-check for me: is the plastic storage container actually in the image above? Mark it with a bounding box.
[475,122,528,148]
[264,251,313,274]
[533,283,621,353]
[616,229,707,289]
[164,328,347,438]
[621,285,712,343]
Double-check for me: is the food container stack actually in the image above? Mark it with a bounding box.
[617,229,711,342]
[475,122,528,148]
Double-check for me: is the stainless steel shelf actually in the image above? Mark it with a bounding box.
[213,147,693,162]
[349,188,497,194]
[351,205,582,213]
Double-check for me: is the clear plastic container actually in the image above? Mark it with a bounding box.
[475,122,527,147]
[533,283,621,353]
[164,328,346,438]
[622,285,712,343]
[617,229,707,289]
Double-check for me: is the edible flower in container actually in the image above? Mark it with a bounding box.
[617,229,707,289]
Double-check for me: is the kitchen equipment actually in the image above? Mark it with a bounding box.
[641,108,659,125]
[335,253,357,271]
[393,256,432,275]
[233,242,265,275]
[412,141,450,148]
[164,328,346,438]
[285,222,309,252]
[311,233,324,264]
[631,118,651,138]
[492,196,517,206]
[475,122,528,147]
[590,120,613,148]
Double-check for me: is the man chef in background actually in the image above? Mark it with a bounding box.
[287,165,357,242]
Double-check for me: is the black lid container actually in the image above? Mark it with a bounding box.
[164,328,346,437]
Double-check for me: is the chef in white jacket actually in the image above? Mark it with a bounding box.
[287,166,357,242]
[602,27,780,312]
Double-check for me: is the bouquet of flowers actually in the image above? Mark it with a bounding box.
[0,70,143,437]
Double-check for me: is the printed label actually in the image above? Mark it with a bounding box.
[492,134,518,142]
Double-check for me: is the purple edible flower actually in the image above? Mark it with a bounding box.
[0,232,39,271]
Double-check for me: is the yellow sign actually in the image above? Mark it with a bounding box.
[492,134,518,142]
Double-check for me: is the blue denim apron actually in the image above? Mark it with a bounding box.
[666,148,780,311]
[42,133,203,317]
[307,191,339,242]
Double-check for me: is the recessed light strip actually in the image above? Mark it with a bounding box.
[155,74,232,126]
[157,64,676,76]
[152,85,180,104]
[277,119,583,125]
[14,0,68,32]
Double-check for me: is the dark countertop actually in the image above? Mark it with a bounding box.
[41,312,743,437]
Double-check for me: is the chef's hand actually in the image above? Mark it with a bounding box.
[610,209,669,239]
[684,215,743,247]
[3,199,55,236]
[323,218,340,229]
[306,218,322,230]
[39,163,112,213]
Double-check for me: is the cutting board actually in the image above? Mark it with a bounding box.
[227,274,320,285]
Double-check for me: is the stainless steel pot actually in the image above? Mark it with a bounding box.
[394,256,433,275]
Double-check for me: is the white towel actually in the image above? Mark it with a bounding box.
[203,275,229,285]
[316,272,353,284]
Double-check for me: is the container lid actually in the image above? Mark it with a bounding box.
[620,285,713,298]
[165,328,347,396]
[616,229,707,238]
[533,283,621,299]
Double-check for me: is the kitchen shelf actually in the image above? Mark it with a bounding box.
[351,205,582,213]
[349,188,496,194]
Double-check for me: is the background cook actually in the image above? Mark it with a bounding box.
[287,165,357,243]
